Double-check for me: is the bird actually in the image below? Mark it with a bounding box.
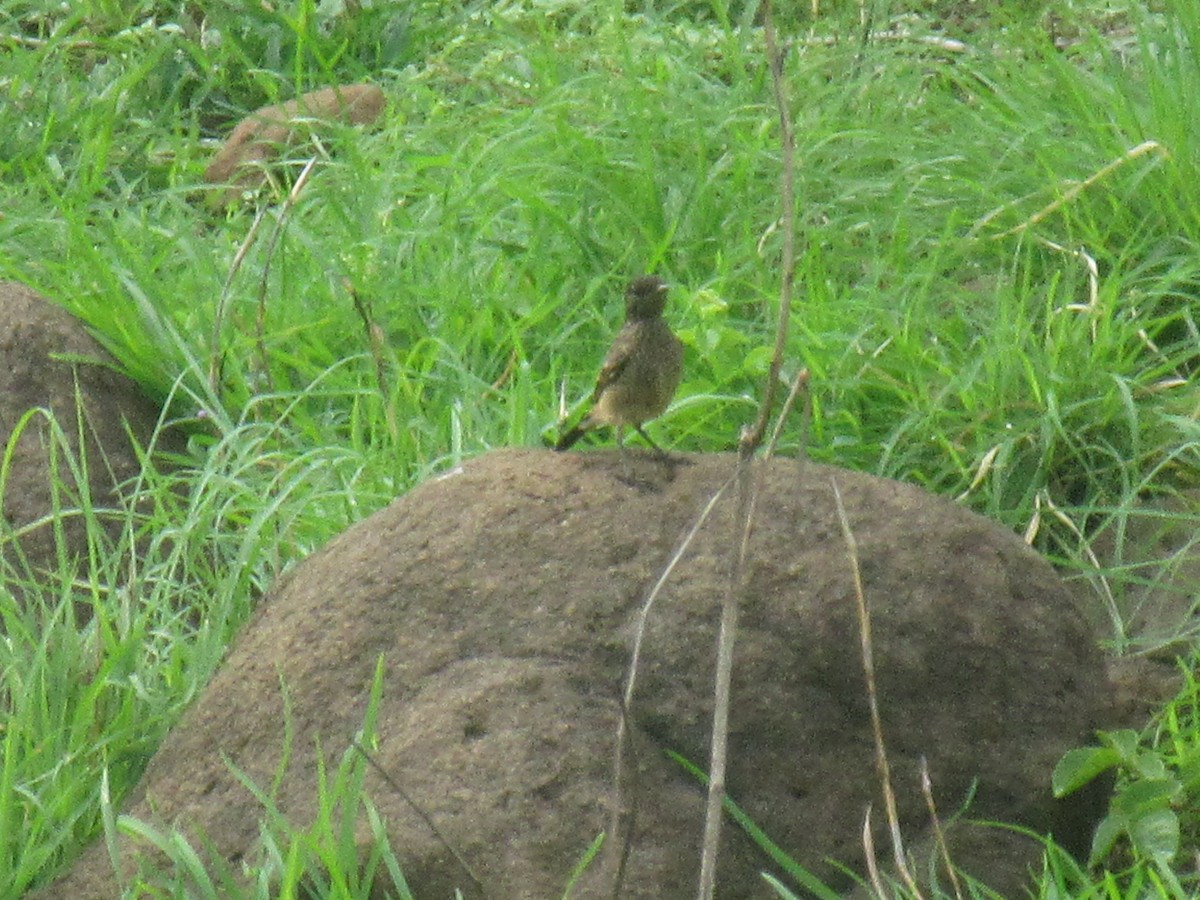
[555,274,684,455]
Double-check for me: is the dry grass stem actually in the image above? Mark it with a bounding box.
[798,30,968,53]
[955,443,1002,502]
[253,155,320,395]
[920,757,964,900]
[765,368,810,460]
[607,699,641,900]
[1026,489,1122,640]
[697,1,798,892]
[697,457,758,900]
[862,807,887,898]
[832,476,921,898]
[347,279,399,444]
[611,473,735,898]
[485,348,519,395]
[1040,237,1099,341]
[973,140,1166,239]
[619,476,735,715]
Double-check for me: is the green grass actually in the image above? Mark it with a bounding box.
[3,0,1200,895]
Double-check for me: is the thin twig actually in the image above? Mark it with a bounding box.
[832,477,921,898]
[698,3,797,894]
[351,739,486,895]
[739,0,797,456]
[852,0,873,77]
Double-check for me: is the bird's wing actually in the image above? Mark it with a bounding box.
[589,324,638,403]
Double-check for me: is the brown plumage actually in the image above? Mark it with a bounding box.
[555,275,684,454]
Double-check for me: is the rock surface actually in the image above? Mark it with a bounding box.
[0,281,176,587]
[31,448,1117,897]
[202,82,386,208]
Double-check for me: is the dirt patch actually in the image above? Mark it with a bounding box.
[32,448,1123,897]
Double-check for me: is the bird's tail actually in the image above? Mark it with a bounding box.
[554,422,589,451]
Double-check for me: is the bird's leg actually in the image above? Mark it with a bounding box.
[634,424,669,459]
[615,425,633,480]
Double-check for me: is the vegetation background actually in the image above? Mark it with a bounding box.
[2,0,1200,896]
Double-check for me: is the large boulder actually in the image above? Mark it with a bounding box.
[31,449,1117,897]
[0,281,178,588]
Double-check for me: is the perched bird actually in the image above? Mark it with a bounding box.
[555,275,684,454]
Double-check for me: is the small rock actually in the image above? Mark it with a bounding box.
[202,83,386,209]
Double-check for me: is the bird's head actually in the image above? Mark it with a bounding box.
[625,275,670,320]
